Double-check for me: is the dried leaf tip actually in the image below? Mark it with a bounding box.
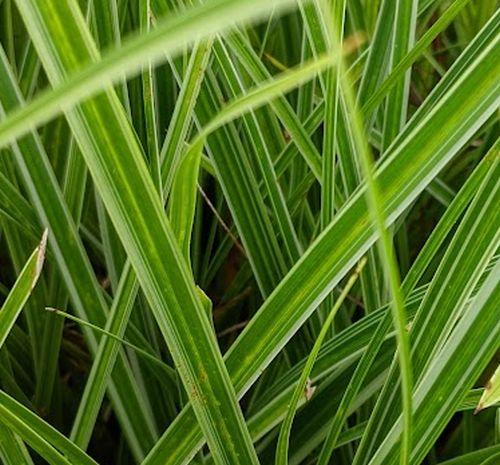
[474,365,499,414]
[305,378,316,401]
[32,229,48,290]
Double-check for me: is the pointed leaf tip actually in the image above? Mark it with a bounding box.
[33,229,48,290]
[475,365,500,414]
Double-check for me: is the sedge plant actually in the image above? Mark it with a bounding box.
[0,0,498,464]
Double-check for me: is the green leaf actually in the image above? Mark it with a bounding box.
[299,0,384,315]
[0,170,40,240]
[198,53,335,140]
[354,137,500,465]
[380,0,417,149]
[169,137,204,267]
[0,0,298,148]
[439,445,500,465]
[12,0,263,462]
[0,46,158,459]
[275,258,365,465]
[0,390,98,465]
[0,230,46,349]
[211,39,302,269]
[45,306,178,386]
[361,0,473,118]
[160,38,213,195]
[225,30,323,180]
[142,10,500,463]
[367,260,500,465]
[438,446,500,465]
[0,2,498,464]
[324,5,414,460]
[0,422,34,465]
[68,262,141,449]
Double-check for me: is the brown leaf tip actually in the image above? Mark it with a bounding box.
[305,378,316,401]
[473,401,485,415]
[33,229,48,290]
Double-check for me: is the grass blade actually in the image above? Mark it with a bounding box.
[0,390,98,465]
[354,140,500,465]
[275,258,365,465]
[169,138,204,267]
[142,9,500,463]
[0,2,497,464]
[68,262,140,449]
[0,46,158,458]
[0,0,298,147]
[368,261,500,465]
[0,422,34,465]
[333,25,413,465]
[0,230,46,349]
[13,0,264,462]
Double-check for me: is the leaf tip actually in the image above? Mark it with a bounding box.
[305,378,316,401]
[45,306,57,313]
[32,229,48,290]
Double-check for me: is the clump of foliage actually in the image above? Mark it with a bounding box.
[0,0,498,464]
